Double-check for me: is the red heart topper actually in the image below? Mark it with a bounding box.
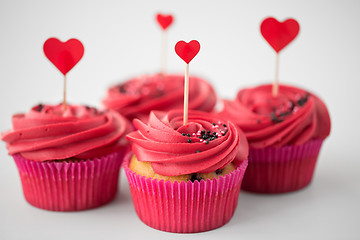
[260,17,300,53]
[175,40,200,64]
[156,13,174,30]
[43,38,84,75]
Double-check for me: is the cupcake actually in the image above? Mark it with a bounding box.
[1,103,132,211]
[221,84,331,193]
[123,110,248,233]
[102,74,217,121]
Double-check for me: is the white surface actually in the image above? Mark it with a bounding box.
[0,0,359,239]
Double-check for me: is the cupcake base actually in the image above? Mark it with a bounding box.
[241,139,323,194]
[123,153,248,233]
[13,150,125,211]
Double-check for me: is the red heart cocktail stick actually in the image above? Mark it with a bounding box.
[175,40,200,64]
[43,38,84,111]
[44,38,84,75]
[175,40,200,125]
[156,13,174,75]
[156,14,174,30]
[261,17,299,53]
[260,17,300,97]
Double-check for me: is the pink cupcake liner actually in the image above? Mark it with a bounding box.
[241,139,324,194]
[13,149,126,211]
[123,154,248,233]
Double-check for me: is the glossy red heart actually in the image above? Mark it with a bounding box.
[175,40,200,64]
[43,38,84,75]
[156,14,173,30]
[260,17,300,53]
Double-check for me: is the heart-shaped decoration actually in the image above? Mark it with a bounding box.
[43,38,84,75]
[156,13,174,30]
[260,17,300,53]
[175,40,200,64]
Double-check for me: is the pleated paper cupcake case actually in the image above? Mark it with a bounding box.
[123,157,248,233]
[241,139,323,193]
[13,150,125,211]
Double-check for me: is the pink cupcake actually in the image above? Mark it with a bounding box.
[102,74,217,121]
[1,103,132,211]
[221,84,331,193]
[123,110,248,233]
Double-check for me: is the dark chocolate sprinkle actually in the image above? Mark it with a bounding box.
[119,85,126,93]
[198,129,220,143]
[268,94,309,124]
[212,123,216,126]
[186,133,191,137]
[270,112,278,122]
[290,101,295,111]
[196,150,201,153]
[215,169,222,175]
[37,104,43,112]
[297,95,309,106]
[271,112,284,124]
[187,139,192,143]
[223,124,227,127]
[182,133,186,136]
[190,173,203,182]
[284,111,291,116]
[271,113,279,123]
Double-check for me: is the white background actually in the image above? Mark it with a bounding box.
[0,0,359,239]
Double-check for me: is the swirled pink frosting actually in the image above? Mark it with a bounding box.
[126,110,248,176]
[221,84,331,148]
[102,74,217,120]
[1,104,132,161]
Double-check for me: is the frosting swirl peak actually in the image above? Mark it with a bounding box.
[127,110,248,176]
[102,74,217,120]
[1,104,131,161]
[221,84,331,148]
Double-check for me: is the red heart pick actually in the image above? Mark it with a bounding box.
[43,38,84,75]
[175,40,200,64]
[156,13,174,30]
[260,17,300,53]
